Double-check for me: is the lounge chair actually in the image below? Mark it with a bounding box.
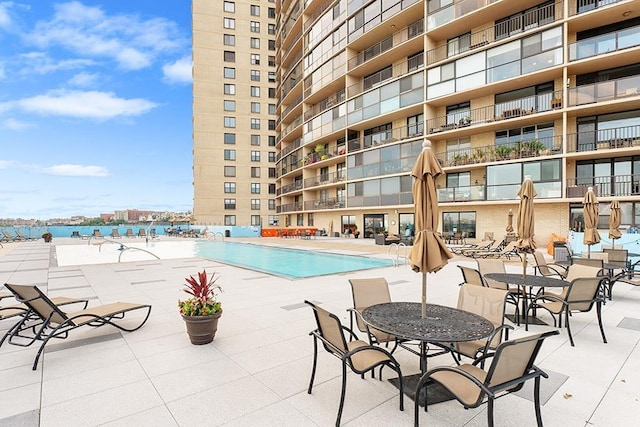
[138,229,147,238]
[460,239,502,257]
[471,241,521,260]
[110,229,122,239]
[92,229,104,238]
[1,283,151,370]
[414,330,560,427]
[70,231,81,238]
[305,300,404,426]
[1,230,18,242]
[15,231,37,241]
[125,228,135,238]
[450,239,493,255]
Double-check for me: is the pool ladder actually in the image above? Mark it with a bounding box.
[89,237,160,262]
[387,242,409,267]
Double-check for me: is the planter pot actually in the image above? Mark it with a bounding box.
[182,310,222,344]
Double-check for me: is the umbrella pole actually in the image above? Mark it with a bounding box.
[422,273,427,318]
[522,253,527,278]
[588,245,591,258]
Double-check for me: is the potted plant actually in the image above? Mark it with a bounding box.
[178,270,223,345]
[42,232,53,242]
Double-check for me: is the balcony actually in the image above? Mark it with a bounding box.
[426,2,559,65]
[277,201,304,214]
[437,185,485,203]
[436,135,563,168]
[304,171,346,189]
[304,89,346,121]
[302,145,346,166]
[303,197,346,211]
[569,24,640,61]
[567,174,640,198]
[566,125,640,153]
[347,54,423,98]
[568,74,640,106]
[280,180,303,196]
[427,91,563,135]
[569,0,626,16]
[347,122,424,153]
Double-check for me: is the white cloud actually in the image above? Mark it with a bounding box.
[0,2,13,29]
[67,71,99,87]
[26,1,184,70]
[162,56,192,85]
[1,117,32,130]
[43,164,109,177]
[0,160,13,169]
[19,51,96,75]
[2,89,157,119]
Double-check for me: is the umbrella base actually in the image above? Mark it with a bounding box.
[506,314,548,325]
[388,374,455,407]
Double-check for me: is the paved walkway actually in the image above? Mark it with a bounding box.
[1,237,640,426]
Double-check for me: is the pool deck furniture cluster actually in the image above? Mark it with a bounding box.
[2,238,640,425]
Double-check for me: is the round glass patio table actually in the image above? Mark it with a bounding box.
[361,302,494,373]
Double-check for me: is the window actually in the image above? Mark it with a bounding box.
[224,67,235,79]
[250,21,260,33]
[268,88,276,98]
[363,65,392,91]
[407,113,424,136]
[268,104,276,114]
[250,54,260,65]
[268,136,276,146]
[251,86,260,97]
[223,18,235,29]
[268,120,276,130]
[442,212,477,239]
[223,1,235,13]
[224,34,235,46]
[251,167,260,178]
[224,100,235,111]
[251,134,260,145]
[224,83,235,95]
[268,7,275,18]
[251,151,261,162]
[268,72,276,83]
[224,198,236,209]
[251,183,261,194]
[251,118,260,129]
[447,32,471,57]
[250,37,260,49]
[268,183,276,194]
[268,56,275,66]
[446,101,471,126]
[224,149,236,160]
[251,70,260,81]
[251,215,261,226]
[250,4,260,16]
[224,215,236,226]
[268,24,276,35]
[224,182,236,193]
[224,51,235,62]
[268,40,276,51]
[408,51,424,71]
[268,200,276,210]
[224,133,235,144]
[268,151,276,161]
[268,167,276,178]
[224,117,236,128]
[224,166,236,177]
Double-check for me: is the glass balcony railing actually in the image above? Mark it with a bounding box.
[568,74,640,106]
[437,185,485,203]
[347,122,424,153]
[569,24,640,61]
[303,197,346,211]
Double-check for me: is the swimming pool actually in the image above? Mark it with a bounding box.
[55,240,394,279]
[195,241,393,279]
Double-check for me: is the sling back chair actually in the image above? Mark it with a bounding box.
[2,283,151,370]
[526,264,607,347]
[476,258,523,324]
[457,265,486,287]
[415,330,559,427]
[305,300,404,427]
[532,251,568,279]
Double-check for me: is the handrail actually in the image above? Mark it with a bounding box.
[91,238,161,262]
[387,242,409,267]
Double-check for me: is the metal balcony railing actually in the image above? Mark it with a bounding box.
[566,174,640,198]
[303,197,346,211]
[566,125,640,153]
[570,0,624,16]
[347,122,425,153]
[347,53,423,98]
[303,171,346,189]
[304,89,346,121]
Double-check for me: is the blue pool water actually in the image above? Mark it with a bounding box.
[195,241,393,279]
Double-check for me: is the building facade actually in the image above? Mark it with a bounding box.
[193,0,278,226]
[194,0,640,245]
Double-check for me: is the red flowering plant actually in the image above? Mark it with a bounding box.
[178,270,222,316]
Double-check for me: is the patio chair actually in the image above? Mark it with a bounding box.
[347,278,398,352]
[457,265,485,287]
[476,258,523,324]
[441,284,511,365]
[2,283,152,370]
[305,300,404,427]
[414,330,560,427]
[2,230,18,242]
[526,264,607,346]
[110,228,122,239]
[450,239,493,255]
[472,241,521,260]
[138,229,147,238]
[92,229,103,238]
[125,228,135,238]
[15,231,37,241]
[459,239,501,257]
[532,251,568,279]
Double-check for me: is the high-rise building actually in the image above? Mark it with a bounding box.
[194,0,640,245]
[193,0,278,227]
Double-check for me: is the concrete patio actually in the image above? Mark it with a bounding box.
[1,237,640,426]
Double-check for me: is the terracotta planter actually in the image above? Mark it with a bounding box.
[182,310,222,344]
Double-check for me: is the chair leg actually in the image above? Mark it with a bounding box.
[534,376,544,427]
[308,337,318,394]
[596,301,607,344]
[336,363,348,427]
[487,397,495,427]
[565,309,574,347]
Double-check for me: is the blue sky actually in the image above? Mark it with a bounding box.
[0,1,193,219]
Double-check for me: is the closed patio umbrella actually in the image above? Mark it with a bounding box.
[506,209,514,233]
[516,176,537,277]
[583,187,600,257]
[408,140,453,318]
[609,200,621,249]
[328,219,333,237]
